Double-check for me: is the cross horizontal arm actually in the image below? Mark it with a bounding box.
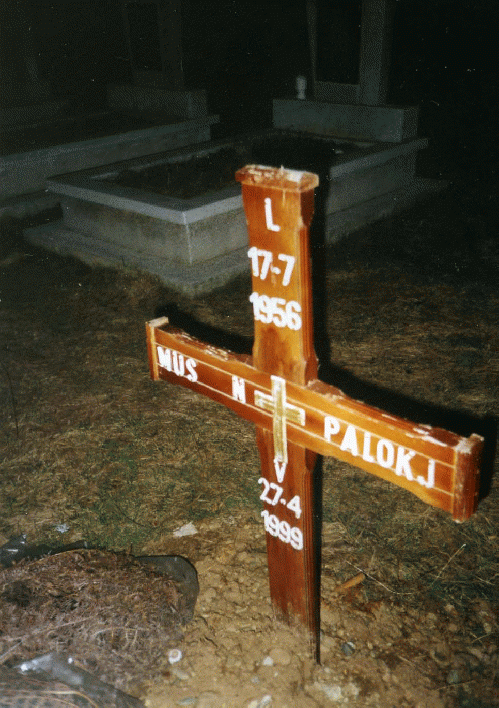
[146,317,483,522]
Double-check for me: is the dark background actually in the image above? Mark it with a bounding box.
[1,0,497,175]
[2,1,496,118]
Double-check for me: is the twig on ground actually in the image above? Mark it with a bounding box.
[431,543,467,586]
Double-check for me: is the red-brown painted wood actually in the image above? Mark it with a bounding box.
[237,166,321,653]
[146,165,484,659]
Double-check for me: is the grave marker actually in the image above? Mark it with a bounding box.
[146,165,483,659]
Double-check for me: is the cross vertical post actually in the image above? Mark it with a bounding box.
[236,166,321,653]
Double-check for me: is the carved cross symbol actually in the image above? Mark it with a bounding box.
[146,165,483,660]
[255,376,305,474]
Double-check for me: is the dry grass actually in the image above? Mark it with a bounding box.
[0,179,498,701]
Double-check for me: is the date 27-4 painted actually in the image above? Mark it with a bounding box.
[259,479,304,551]
[261,510,304,551]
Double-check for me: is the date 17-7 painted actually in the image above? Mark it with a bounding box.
[248,246,302,330]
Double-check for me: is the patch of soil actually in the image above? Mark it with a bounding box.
[104,133,354,199]
[0,175,498,707]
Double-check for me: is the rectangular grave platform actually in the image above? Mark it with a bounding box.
[25,129,437,295]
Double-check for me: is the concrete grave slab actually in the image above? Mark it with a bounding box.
[25,130,438,295]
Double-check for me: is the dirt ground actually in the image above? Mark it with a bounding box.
[0,167,498,707]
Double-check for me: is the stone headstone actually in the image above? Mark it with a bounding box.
[307,0,395,106]
[107,0,208,119]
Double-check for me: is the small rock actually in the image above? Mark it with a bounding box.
[173,522,198,537]
[195,691,225,708]
[426,612,438,625]
[269,647,292,666]
[320,635,335,654]
[467,646,485,661]
[446,669,461,685]
[431,643,451,666]
[168,648,183,664]
[170,666,190,681]
[316,682,342,701]
[202,587,217,604]
[321,605,337,626]
[345,683,360,699]
[225,654,242,670]
[261,655,274,666]
[247,696,272,708]
[340,641,356,657]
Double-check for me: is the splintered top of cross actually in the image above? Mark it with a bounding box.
[236,165,319,191]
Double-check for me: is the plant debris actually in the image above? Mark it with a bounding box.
[0,549,196,695]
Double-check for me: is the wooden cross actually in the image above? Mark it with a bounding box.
[146,165,483,659]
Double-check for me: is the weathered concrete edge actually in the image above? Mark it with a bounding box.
[23,178,446,295]
[325,177,447,243]
[24,221,249,296]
